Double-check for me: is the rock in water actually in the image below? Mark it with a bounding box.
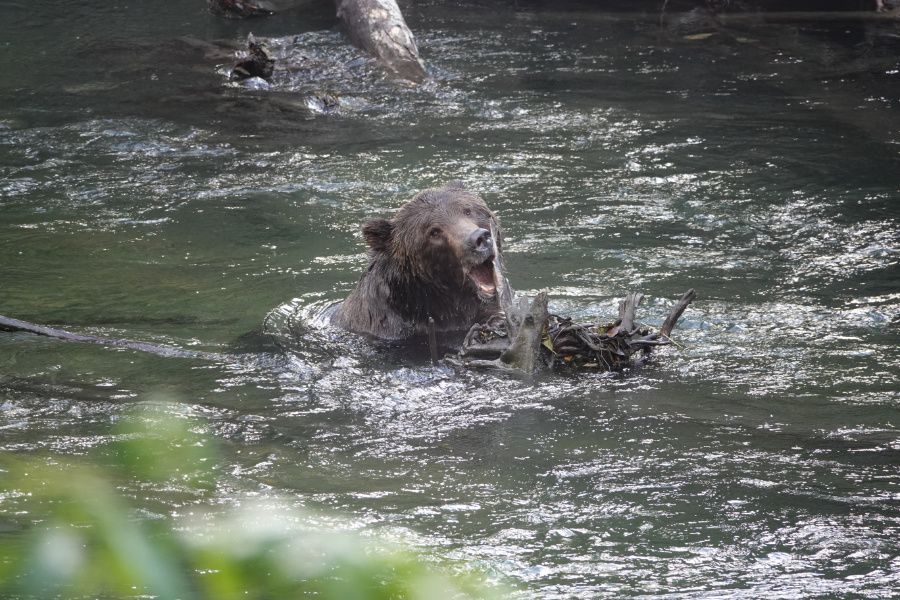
[208,0,275,18]
[335,0,428,83]
[231,34,275,81]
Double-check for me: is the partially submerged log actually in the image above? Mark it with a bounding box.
[3,286,695,376]
[208,0,276,18]
[231,34,276,81]
[449,234,696,375]
[456,292,553,375]
[715,8,900,24]
[456,289,696,374]
[660,289,697,338]
[492,8,899,26]
[335,0,428,83]
[0,314,225,361]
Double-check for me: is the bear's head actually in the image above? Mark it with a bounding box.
[361,182,503,310]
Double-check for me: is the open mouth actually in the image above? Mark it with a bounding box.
[466,258,497,299]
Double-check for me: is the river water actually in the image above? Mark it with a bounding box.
[1,1,899,597]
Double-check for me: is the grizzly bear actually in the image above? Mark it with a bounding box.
[334,183,506,340]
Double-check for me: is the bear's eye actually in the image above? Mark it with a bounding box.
[429,227,442,239]
[463,208,472,216]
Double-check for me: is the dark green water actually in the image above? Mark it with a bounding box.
[2,1,899,597]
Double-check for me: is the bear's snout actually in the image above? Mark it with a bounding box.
[467,227,493,256]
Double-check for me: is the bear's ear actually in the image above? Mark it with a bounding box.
[362,218,393,252]
[441,180,466,191]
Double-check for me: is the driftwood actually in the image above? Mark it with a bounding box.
[490,220,514,311]
[456,289,696,374]
[208,0,276,18]
[715,9,900,24]
[455,292,552,375]
[231,34,276,81]
[660,289,697,338]
[335,0,427,83]
[497,292,551,374]
[487,8,900,26]
[0,314,225,361]
[2,286,695,375]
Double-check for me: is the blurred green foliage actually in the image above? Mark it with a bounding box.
[0,403,504,600]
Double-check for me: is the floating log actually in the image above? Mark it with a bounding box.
[615,292,644,335]
[500,292,551,374]
[715,8,900,24]
[490,220,515,312]
[335,0,428,83]
[660,289,697,338]
[456,292,552,375]
[208,0,276,18]
[0,314,224,361]
[231,34,276,81]
[436,8,900,25]
[457,289,696,374]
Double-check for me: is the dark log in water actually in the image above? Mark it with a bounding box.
[335,0,428,83]
[509,8,899,25]
[231,34,276,81]
[0,314,225,361]
[208,0,276,18]
[498,292,551,374]
[612,292,644,336]
[716,8,900,24]
[456,292,552,375]
[457,289,697,374]
[490,220,515,312]
[660,289,697,338]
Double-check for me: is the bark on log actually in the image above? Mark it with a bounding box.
[498,291,550,375]
[458,292,550,375]
[715,9,900,24]
[208,0,276,18]
[335,0,427,83]
[490,220,515,313]
[231,34,276,80]
[479,9,900,25]
[617,292,645,334]
[659,288,697,338]
[0,314,225,361]
[457,287,696,374]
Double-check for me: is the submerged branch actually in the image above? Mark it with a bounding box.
[497,8,900,25]
[458,289,696,374]
[660,288,697,338]
[0,314,225,361]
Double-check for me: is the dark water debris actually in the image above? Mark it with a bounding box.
[456,290,696,374]
[0,314,226,362]
[207,0,276,19]
[231,34,276,80]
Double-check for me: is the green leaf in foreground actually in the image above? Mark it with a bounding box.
[0,403,507,600]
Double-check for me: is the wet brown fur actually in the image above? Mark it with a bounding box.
[334,183,504,339]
